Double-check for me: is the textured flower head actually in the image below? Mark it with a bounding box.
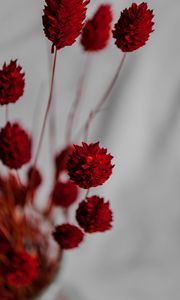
[6,251,38,287]
[0,122,32,169]
[81,4,113,51]
[67,142,114,189]
[76,195,113,233]
[53,223,84,249]
[52,180,79,208]
[113,2,154,52]
[42,0,90,52]
[0,60,25,105]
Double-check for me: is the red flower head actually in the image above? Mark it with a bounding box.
[53,223,84,249]
[113,2,154,52]
[81,4,113,51]
[6,251,38,287]
[76,195,113,233]
[0,60,25,105]
[27,166,42,191]
[42,0,90,52]
[67,142,114,189]
[55,145,73,179]
[52,180,79,208]
[0,122,32,169]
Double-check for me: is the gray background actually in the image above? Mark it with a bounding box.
[0,0,180,299]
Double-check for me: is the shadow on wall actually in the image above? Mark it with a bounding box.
[55,284,87,300]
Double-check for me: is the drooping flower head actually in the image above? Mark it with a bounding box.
[67,142,114,189]
[0,60,25,105]
[6,251,38,287]
[52,180,79,208]
[53,223,84,249]
[42,0,90,52]
[113,2,154,52]
[81,4,113,51]
[0,122,32,169]
[76,195,113,233]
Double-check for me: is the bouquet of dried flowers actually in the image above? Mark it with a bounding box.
[0,1,154,299]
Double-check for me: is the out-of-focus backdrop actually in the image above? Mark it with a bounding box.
[0,0,180,299]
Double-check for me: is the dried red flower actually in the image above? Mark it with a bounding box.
[76,195,113,233]
[42,0,90,52]
[52,180,79,208]
[113,2,154,52]
[67,142,113,189]
[0,122,32,169]
[27,167,42,190]
[53,223,84,249]
[6,251,38,287]
[81,4,113,51]
[55,145,73,179]
[0,60,25,105]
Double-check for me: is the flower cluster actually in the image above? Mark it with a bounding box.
[113,2,154,52]
[67,142,113,189]
[0,0,155,297]
[42,0,90,52]
[53,224,84,249]
[0,122,31,169]
[0,60,25,105]
[76,196,112,233]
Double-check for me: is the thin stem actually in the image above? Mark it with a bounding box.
[85,188,90,199]
[84,53,127,141]
[5,105,9,123]
[49,47,57,157]
[66,54,91,145]
[16,170,22,186]
[33,48,58,167]
[49,101,56,157]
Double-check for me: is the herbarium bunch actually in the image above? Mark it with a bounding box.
[0,1,154,299]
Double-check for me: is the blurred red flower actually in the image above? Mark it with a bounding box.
[6,251,38,287]
[55,145,73,179]
[27,166,42,191]
[53,223,84,249]
[81,4,113,51]
[76,195,113,233]
[52,180,79,208]
[67,142,114,189]
[42,0,90,52]
[0,122,32,169]
[0,60,25,105]
[113,2,154,52]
